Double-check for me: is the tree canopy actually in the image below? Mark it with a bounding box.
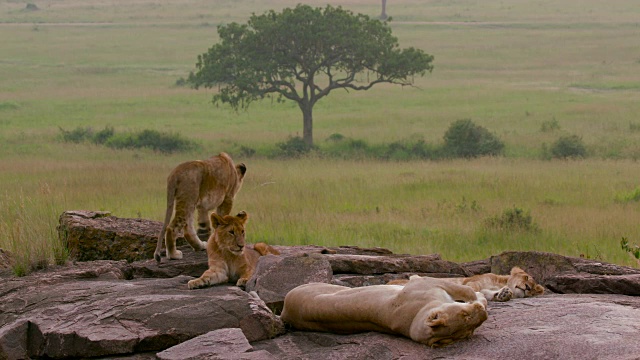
[189,4,434,146]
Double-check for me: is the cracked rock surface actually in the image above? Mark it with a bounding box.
[0,271,283,359]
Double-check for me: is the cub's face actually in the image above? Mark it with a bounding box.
[507,267,545,298]
[211,211,248,256]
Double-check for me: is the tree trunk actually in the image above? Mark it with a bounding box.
[301,103,313,147]
[380,0,388,20]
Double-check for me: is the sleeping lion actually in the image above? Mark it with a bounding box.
[280,276,488,347]
[388,266,545,302]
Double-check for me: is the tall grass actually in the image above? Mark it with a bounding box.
[2,0,640,273]
[236,157,640,266]
[0,190,67,276]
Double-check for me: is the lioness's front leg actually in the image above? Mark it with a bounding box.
[188,267,229,289]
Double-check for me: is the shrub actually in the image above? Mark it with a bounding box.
[106,129,197,153]
[326,133,346,142]
[274,136,314,158]
[0,101,19,111]
[550,134,586,159]
[321,135,441,161]
[442,119,504,158]
[485,206,539,233]
[175,77,189,87]
[92,126,115,145]
[377,139,440,161]
[59,126,93,143]
[615,186,640,203]
[239,145,256,158]
[540,118,561,132]
[321,135,371,159]
[621,237,640,260]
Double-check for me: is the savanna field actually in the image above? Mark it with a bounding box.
[1,0,640,274]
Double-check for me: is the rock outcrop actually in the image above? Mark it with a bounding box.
[58,210,177,262]
[490,251,640,296]
[2,211,639,359]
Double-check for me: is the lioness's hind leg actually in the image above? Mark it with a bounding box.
[184,210,206,251]
[165,226,183,260]
[494,286,513,302]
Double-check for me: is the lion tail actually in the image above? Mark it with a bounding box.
[154,178,177,262]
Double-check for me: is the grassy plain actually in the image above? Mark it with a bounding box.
[1,0,639,272]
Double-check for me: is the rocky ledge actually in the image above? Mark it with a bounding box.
[0,211,639,359]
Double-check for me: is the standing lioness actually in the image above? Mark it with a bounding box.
[154,152,246,262]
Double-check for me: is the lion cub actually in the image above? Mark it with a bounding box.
[187,211,279,290]
[388,267,544,302]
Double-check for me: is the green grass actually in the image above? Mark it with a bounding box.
[1,0,640,273]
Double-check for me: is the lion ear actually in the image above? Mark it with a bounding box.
[211,213,226,228]
[236,163,247,178]
[510,266,524,275]
[236,211,249,223]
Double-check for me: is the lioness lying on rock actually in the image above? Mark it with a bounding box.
[388,266,545,302]
[281,276,488,347]
[188,211,279,289]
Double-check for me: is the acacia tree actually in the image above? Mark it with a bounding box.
[189,4,434,146]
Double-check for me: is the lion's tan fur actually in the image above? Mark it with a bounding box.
[388,267,545,302]
[154,152,246,262]
[187,211,279,289]
[281,276,488,347]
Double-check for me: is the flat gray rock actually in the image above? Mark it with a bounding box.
[0,275,284,359]
[157,328,276,360]
[246,254,333,314]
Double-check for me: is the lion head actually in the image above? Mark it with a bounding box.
[417,301,488,347]
[405,276,488,347]
[506,266,545,298]
[210,211,248,256]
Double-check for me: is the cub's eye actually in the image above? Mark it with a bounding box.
[229,230,235,235]
[523,276,529,281]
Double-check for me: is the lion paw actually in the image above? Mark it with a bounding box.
[494,287,513,302]
[168,249,183,260]
[188,278,206,290]
[236,278,248,289]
